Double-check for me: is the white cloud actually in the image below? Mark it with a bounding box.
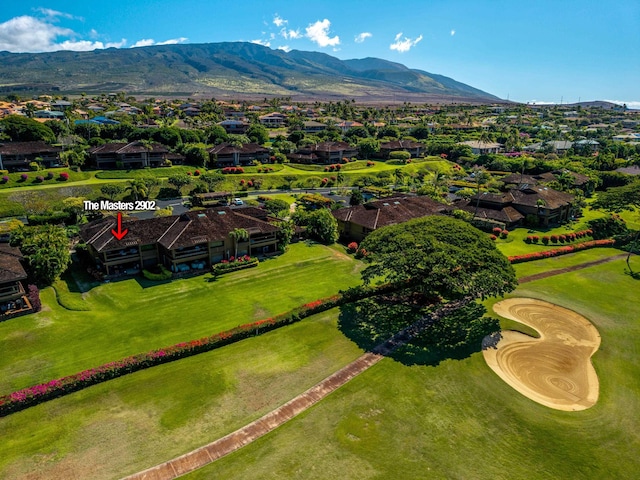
[604,100,640,109]
[0,13,189,53]
[305,19,340,47]
[131,39,156,48]
[354,32,372,43]
[0,15,75,52]
[58,39,127,51]
[389,32,423,52]
[273,14,287,28]
[450,29,456,36]
[34,8,78,20]
[131,37,189,48]
[277,45,291,53]
[157,37,188,45]
[281,28,301,40]
[251,39,271,47]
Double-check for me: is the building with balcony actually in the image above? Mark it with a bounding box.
[0,245,32,319]
[80,208,279,277]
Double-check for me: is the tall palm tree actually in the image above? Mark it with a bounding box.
[126,179,149,201]
[229,228,249,258]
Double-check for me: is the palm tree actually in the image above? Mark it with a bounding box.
[126,179,149,201]
[229,228,249,258]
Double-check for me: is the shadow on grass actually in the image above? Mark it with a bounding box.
[337,300,487,367]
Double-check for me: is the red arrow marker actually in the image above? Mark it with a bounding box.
[111,212,129,240]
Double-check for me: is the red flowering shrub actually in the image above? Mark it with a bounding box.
[508,239,615,264]
[500,229,509,239]
[542,236,550,245]
[239,179,245,185]
[366,161,375,167]
[492,227,503,235]
[490,234,497,241]
[347,241,358,253]
[194,170,201,176]
[59,172,69,181]
[550,235,558,243]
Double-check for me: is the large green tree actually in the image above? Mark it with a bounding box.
[305,208,339,245]
[355,216,517,351]
[593,180,640,272]
[0,115,56,143]
[360,216,516,300]
[11,224,71,286]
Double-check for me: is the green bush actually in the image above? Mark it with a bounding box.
[388,151,411,160]
[29,162,40,171]
[142,265,173,281]
[212,257,259,275]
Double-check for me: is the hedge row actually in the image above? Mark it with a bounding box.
[212,256,259,275]
[142,265,173,281]
[508,239,615,264]
[0,280,407,417]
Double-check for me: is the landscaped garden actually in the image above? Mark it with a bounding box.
[0,242,364,395]
[1,210,637,478]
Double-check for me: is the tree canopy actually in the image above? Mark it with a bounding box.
[359,216,517,301]
[11,224,71,286]
[0,115,56,143]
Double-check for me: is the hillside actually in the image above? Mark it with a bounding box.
[0,42,501,102]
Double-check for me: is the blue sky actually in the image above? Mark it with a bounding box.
[1,1,638,106]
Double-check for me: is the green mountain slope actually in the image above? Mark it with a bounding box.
[0,42,500,101]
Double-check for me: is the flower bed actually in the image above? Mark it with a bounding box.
[508,239,615,264]
[212,255,259,275]
[526,229,593,245]
[0,283,403,417]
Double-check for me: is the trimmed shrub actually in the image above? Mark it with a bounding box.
[212,256,259,275]
[27,285,41,312]
[542,236,550,245]
[59,172,69,181]
[142,265,173,281]
[347,241,358,253]
[508,240,615,264]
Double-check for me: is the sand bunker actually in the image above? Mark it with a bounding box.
[482,298,600,411]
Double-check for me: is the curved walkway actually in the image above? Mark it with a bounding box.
[122,298,468,480]
[518,252,629,284]
[122,253,631,479]
[122,351,383,480]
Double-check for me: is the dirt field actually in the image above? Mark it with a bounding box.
[483,298,601,411]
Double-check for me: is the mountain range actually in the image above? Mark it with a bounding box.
[0,42,501,103]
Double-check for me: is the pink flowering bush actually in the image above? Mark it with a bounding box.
[508,239,615,264]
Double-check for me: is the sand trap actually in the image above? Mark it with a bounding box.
[482,298,600,411]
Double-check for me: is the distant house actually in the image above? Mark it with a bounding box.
[50,100,73,111]
[501,170,591,190]
[259,112,288,127]
[218,119,250,134]
[0,245,32,319]
[292,142,358,164]
[0,141,62,171]
[80,208,279,277]
[208,142,269,167]
[332,196,450,242]
[523,140,573,154]
[464,186,575,227]
[88,141,172,169]
[33,110,65,120]
[302,121,327,134]
[458,140,503,155]
[336,121,364,133]
[379,140,424,159]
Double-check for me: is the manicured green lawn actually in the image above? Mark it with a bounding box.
[1,247,638,479]
[0,310,365,479]
[182,257,640,480]
[0,242,364,393]
[512,247,623,278]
